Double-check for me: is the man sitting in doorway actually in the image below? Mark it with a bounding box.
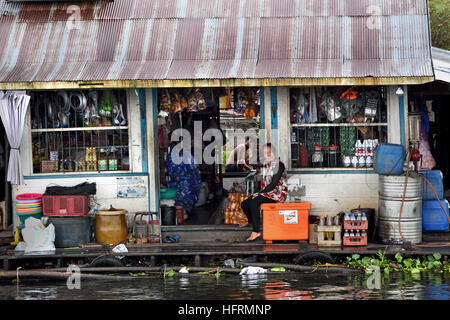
[225,137,253,173]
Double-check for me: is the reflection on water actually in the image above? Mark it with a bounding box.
[0,272,448,300]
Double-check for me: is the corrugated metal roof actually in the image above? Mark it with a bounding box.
[0,0,434,86]
[432,47,450,84]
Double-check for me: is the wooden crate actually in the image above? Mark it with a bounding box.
[309,224,318,244]
[317,225,342,247]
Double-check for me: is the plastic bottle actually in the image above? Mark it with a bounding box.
[344,212,350,221]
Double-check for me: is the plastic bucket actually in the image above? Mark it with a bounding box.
[161,206,176,225]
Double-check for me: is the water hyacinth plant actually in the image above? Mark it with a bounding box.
[344,249,448,275]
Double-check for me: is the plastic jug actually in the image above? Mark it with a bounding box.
[374,143,405,175]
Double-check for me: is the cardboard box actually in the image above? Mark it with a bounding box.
[41,160,58,173]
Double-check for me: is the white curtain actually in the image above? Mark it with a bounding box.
[0,91,30,185]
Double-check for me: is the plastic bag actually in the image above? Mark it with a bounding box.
[21,217,55,253]
[319,93,342,122]
[239,266,267,275]
[112,243,128,260]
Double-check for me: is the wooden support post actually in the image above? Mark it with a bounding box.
[150,256,156,267]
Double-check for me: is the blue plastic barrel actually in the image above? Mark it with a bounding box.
[420,170,444,200]
[373,143,405,175]
[422,199,449,231]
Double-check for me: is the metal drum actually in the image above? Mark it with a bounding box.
[378,173,422,244]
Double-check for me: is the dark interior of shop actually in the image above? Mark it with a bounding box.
[409,80,450,199]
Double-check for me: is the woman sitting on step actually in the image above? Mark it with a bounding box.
[240,143,288,242]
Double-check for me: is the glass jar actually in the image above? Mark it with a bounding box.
[327,145,340,167]
[312,145,324,168]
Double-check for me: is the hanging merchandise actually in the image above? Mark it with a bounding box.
[244,104,258,119]
[170,90,183,113]
[53,91,70,114]
[99,90,113,117]
[166,149,202,211]
[419,108,436,170]
[181,96,188,110]
[341,96,362,120]
[227,88,234,109]
[188,90,198,112]
[296,92,309,123]
[340,89,358,100]
[86,90,100,127]
[309,88,318,123]
[160,89,171,112]
[235,89,248,114]
[319,92,342,122]
[69,91,87,114]
[158,124,169,149]
[363,90,379,121]
[195,88,207,111]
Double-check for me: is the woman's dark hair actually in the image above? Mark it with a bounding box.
[263,142,272,149]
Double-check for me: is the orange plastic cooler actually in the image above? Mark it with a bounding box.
[261,202,311,243]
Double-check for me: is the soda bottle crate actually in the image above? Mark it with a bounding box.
[343,220,368,230]
[343,236,368,246]
[317,225,342,247]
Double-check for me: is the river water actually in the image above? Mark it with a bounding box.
[0,272,448,300]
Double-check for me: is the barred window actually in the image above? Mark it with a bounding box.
[30,89,130,173]
[289,86,388,169]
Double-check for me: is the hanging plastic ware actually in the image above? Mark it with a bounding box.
[234,89,248,114]
[160,89,171,112]
[69,91,87,114]
[180,97,188,110]
[171,91,183,113]
[195,89,207,110]
[53,91,70,113]
[320,93,341,122]
[340,89,358,100]
[188,91,198,112]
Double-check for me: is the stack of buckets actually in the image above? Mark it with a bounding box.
[16,193,43,223]
[420,170,449,231]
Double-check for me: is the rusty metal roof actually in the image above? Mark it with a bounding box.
[0,0,434,88]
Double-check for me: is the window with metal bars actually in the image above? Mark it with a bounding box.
[289,86,388,169]
[29,89,130,173]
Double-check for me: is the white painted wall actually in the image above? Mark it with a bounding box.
[288,173,379,216]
